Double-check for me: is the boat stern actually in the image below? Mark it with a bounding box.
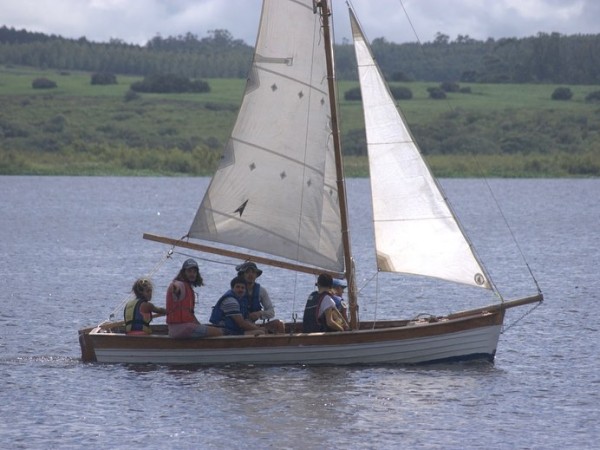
[78,326,98,363]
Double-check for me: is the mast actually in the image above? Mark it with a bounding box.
[317,0,358,330]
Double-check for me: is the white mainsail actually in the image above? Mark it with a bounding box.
[349,10,491,289]
[189,0,344,272]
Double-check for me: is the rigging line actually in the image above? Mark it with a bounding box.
[172,249,236,270]
[502,301,542,333]
[395,0,424,46]
[102,248,174,326]
[477,180,543,294]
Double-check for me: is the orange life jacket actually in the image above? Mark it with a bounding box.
[166,281,196,324]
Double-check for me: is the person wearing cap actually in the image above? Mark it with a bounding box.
[124,278,166,335]
[166,258,223,338]
[331,279,349,325]
[209,276,266,336]
[302,273,349,333]
[236,261,284,334]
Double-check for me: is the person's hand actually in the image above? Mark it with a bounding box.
[249,311,262,321]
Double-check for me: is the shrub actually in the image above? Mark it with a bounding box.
[585,90,600,103]
[390,71,412,82]
[130,73,210,94]
[345,85,413,101]
[32,78,57,89]
[551,87,573,101]
[440,81,460,92]
[43,114,67,133]
[427,87,446,99]
[344,87,361,101]
[389,86,413,100]
[91,72,117,85]
[123,90,140,102]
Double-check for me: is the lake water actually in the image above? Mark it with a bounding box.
[0,176,598,449]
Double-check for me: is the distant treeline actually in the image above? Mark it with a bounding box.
[1,25,600,83]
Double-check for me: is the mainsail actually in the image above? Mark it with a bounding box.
[350,10,491,289]
[189,0,344,273]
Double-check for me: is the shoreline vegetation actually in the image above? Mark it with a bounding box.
[1,66,599,177]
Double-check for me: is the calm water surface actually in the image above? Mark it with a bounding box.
[0,177,598,449]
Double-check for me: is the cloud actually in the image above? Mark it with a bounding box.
[1,0,598,46]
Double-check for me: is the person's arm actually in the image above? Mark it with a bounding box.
[324,308,347,332]
[170,280,185,300]
[230,314,265,335]
[258,287,275,320]
[147,302,167,316]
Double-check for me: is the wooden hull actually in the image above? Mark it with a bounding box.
[79,310,505,366]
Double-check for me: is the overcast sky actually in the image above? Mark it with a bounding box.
[1,0,598,46]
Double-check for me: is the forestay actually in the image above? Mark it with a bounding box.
[188,0,343,273]
[350,10,491,290]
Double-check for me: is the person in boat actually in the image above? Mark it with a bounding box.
[236,261,284,334]
[209,276,267,336]
[302,274,349,333]
[124,278,167,335]
[166,258,223,339]
[331,278,350,325]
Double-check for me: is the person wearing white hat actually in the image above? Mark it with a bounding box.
[236,261,284,334]
[331,279,349,324]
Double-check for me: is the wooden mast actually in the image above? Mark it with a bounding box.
[317,0,359,330]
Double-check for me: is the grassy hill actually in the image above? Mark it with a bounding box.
[1,65,599,177]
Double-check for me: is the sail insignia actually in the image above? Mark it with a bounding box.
[234,200,249,217]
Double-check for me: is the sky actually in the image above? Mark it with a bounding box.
[1,0,598,46]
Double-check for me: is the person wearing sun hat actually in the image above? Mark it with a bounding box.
[166,258,223,338]
[236,261,284,334]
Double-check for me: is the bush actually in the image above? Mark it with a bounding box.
[427,87,446,99]
[390,71,412,82]
[440,81,460,92]
[389,86,413,100]
[43,114,67,133]
[344,87,361,101]
[123,89,140,102]
[32,78,57,89]
[345,86,412,101]
[91,72,117,85]
[130,73,210,94]
[551,87,573,101]
[585,90,600,103]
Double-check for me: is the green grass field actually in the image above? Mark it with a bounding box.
[1,65,599,176]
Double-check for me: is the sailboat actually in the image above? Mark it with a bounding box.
[79,0,542,365]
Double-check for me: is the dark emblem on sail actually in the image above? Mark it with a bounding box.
[235,200,249,217]
[474,273,486,286]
